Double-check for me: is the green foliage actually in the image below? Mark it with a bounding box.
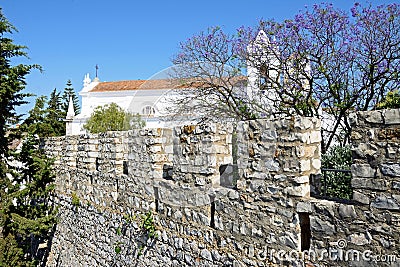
[123,214,136,224]
[47,88,65,134]
[83,103,145,134]
[2,134,57,264]
[114,243,122,254]
[62,79,80,115]
[376,90,400,109]
[141,211,157,239]
[237,101,256,120]
[22,96,48,135]
[0,234,34,267]
[24,81,81,137]
[0,9,56,265]
[0,8,39,158]
[112,212,157,258]
[116,227,122,236]
[321,145,352,199]
[23,89,65,137]
[71,192,80,207]
[137,245,144,256]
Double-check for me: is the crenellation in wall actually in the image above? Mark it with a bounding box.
[171,123,233,187]
[302,109,400,266]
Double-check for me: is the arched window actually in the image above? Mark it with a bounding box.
[142,105,155,116]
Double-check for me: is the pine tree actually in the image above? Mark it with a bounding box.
[0,8,56,265]
[46,89,65,136]
[62,79,80,115]
[2,135,57,266]
[23,90,65,137]
[22,96,49,137]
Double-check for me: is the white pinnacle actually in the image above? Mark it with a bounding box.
[83,73,91,87]
[66,96,75,119]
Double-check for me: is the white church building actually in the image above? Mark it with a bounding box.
[65,75,187,135]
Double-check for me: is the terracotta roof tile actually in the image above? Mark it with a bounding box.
[90,77,248,92]
[90,79,180,92]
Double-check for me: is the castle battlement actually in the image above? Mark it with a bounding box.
[44,110,400,266]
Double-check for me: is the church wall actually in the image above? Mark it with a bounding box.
[73,89,176,135]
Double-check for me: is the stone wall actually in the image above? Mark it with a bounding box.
[298,109,400,267]
[43,111,400,267]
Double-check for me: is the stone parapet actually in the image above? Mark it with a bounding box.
[43,111,400,267]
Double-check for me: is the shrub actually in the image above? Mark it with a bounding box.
[321,145,352,199]
[376,90,400,110]
[83,103,145,133]
[71,192,80,206]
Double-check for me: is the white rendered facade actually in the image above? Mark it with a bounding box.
[68,75,184,135]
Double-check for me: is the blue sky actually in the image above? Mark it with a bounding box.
[0,0,397,115]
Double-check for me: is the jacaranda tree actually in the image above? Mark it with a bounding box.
[172,3,400,153]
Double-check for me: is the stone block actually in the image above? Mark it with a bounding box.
[338,204,357,219]
[248,179,264,191]
[260,144,276,158]
[380,164,400,177]
[149,145,162,153]
[200,249,212,261]
[351,131,362,140]
[261,130,277,141]
[300,160,311,172]
[236,180,246,190]
[215,145,228,154]
[310,216,335,234]
[164,145,173,154]
[351,178,389,191]
[87,151,99,158]
[278,232,298,249]
[371,195,400,211]
[210,135,221,142]
[352,191,370,205]
[309,131,322,144]
[194,156,204,166]
[364,110,383,124]
[150,154,168,162]
[294,132,308,143]
[384,109,400,125]
[305,146,317,157]
[251,160,264,172]
[220,155,233,165]
[311,159,321,170]
[296,201,312,213]
[392,181,400,190]
[292,176,309,184]
[348,232,372,245]
[227,190,239,200]
[386,145,397,159]
[265,159,280,172]
[353,143,378,158]
[349,112,358,126]
[285,184,309,197]
[274,174,287,181]
[392,194,400,204]
[351,164,375,178]
[294,116,313,130]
